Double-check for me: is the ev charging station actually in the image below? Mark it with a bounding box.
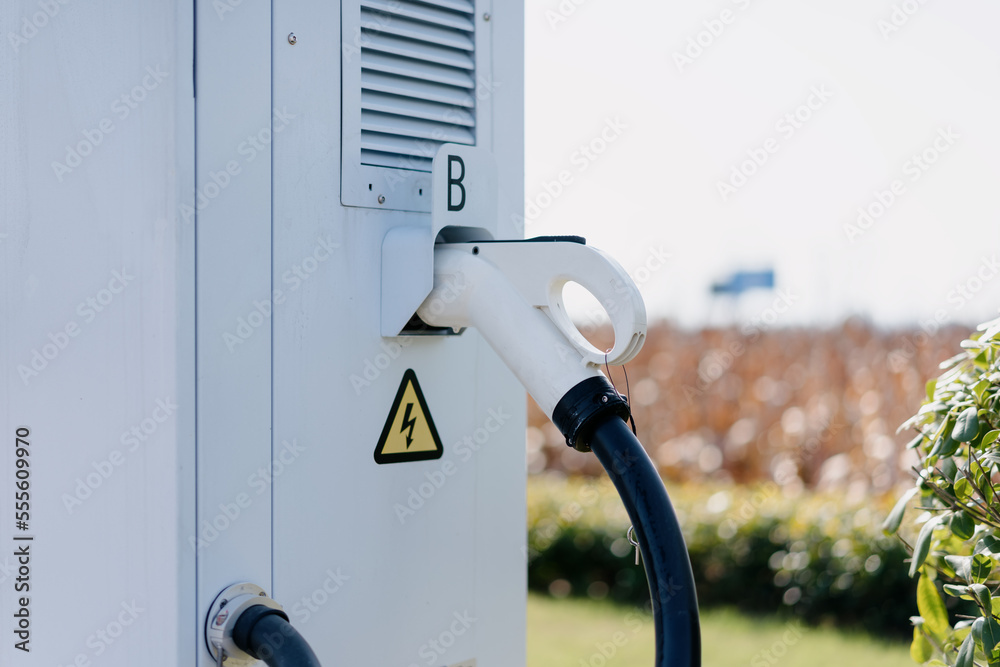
[2,2,698,666]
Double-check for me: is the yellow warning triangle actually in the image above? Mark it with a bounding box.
[374,369,444,464]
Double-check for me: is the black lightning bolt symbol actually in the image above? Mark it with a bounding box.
[400,403,417,448]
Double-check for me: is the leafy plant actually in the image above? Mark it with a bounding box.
[886,314,1000,665]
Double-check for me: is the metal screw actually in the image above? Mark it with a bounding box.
[219,599,228,608]
[288,33,297,45]
[601,396,609,404]
[378,194,386,204]
[483,12,491,21]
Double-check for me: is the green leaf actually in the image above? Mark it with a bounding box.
[883,487,919,535]
[922,402,950,415]
[956,634,976,667]
[955,407,981,442]
[911,627,933,664]
[910,517,944,577]
[952,510,976,541]
[946,555,973,582]
[971,583,992,610]
[984,535,1000,555]
[955,477,975,502]
[933,435,960,458]
[944,583,972,598]
[917,574,950,640]
[956,631,975,667]
[973,553,994,583]
[984,430,1000,448]
[985,615,1000,656]
[975,379,992,404]
[927,379,938,402]
[941,458,959,482]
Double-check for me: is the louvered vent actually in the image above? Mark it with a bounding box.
[359,0,476,173]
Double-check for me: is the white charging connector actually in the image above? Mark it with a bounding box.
[416,239,647,419]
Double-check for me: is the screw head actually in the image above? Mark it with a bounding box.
[483,12,491,21]
[288,33,297,45]
[601,396,609,404]
[378,194,386,204]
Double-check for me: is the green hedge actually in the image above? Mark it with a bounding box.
[527,475,920,637]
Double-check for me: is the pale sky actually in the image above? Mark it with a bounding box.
[524,0,1000,330]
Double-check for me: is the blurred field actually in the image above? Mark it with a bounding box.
[529,319,967,497]
[527,593,913,667]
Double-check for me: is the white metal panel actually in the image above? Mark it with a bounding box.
[0,1,195,664]
[193,3,275,666]
[273,0,524,665]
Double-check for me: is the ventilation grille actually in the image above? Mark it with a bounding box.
[359,0,476,173]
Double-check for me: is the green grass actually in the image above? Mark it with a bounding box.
[527,594,914,667]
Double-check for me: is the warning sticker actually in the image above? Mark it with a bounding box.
[374,369,444,464]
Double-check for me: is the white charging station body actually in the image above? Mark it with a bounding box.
[1,2,525,665]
